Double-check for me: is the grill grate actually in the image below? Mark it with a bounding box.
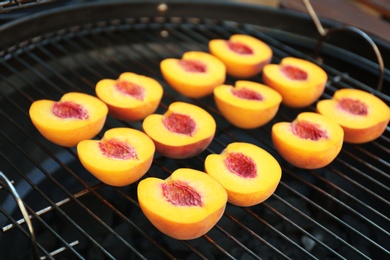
[1,3,389,259]
[0,0,58,13]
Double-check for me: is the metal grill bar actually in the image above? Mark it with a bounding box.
[1,8,389,259]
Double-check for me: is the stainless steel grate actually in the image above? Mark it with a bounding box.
[0,1,389,259]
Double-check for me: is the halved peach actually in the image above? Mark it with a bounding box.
[214,80,282,129]
[160,51,226,98]
[29,92,108,147]
[317,88,390,143]
[95,72,163,121]
[142,102,216,159]
[137,168,228,240]
[205,142,282,207]
[209,34,273,78]
[77,127,155,186]
[262,57,327,108]
[272,112,344,169]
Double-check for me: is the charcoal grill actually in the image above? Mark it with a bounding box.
[0,1,389,259]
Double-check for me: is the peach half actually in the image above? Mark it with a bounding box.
[77,127,155,186]
[95,72,163,121]
[160,51,226,98]
[29,92,108,147]
[142,102,216,159]
[317,88,390,143]
[205,142,282,207]
[209,34,273,78]
[214,80,282,129]
[137,168,228,240]
[262,57,327,108]
[272,112,344,169]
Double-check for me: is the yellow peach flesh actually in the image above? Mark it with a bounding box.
[263,57,327,108]
[160,51,226,98]
[29,92,108,147]
[214,80,282,129]
[209,34,272,78]
[137,168,227,240]
[205,142,281,207]
[317,88,390,143]
[95,72,163,121]
[77,127,155,186]
[272,112,344,169]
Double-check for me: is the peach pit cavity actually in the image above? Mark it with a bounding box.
[227,41,253,55]
[99,138,138,160]
[338,98,368,116]
[281,65,308,80]
[161,181,203,206]
[292,121,328,141]
[162,113,196,136]
[225,152,257,178]
[115,80,145,100]
[178,60,207,73]
[52,101,89,120]
[231,87,263,101]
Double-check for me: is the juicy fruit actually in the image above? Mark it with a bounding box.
[95,72,163,121]
[142,102,216,159]
[205,142,282,207]
[77,127,155,186]
[272,112,344,169]
[162,113,196,136]
[161,180,202,206]
[137,168,228,240]
[160,51,226,98]
[29,92,108,147]
[262,57,327,108]
[52,101,88,119]
[317,88,390,143]
[213,80,282,129]
[209,34,272,78]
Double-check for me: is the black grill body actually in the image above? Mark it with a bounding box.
[0,1,389,259]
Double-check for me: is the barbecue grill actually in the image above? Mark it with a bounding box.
[0,0,389,259]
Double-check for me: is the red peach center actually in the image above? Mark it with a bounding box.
[115,80,145,100]
[227,41,254,55]
[281,65,308,80]
[231,87,263,101]
[224,152,257,178]
[99,138,138,160]
[162,113,196,136]
[161,181,203,207]
[52,101,89,120]
[292,120,328,141]
[337,98,368,116]
[178,60,207,73]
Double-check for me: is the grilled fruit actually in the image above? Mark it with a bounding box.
[77,127,155,186]
[272,112,344,169]
[214,80,282,129]
[137,168,228,240]
[160,51,226,98]
[317,88,390,143]
[95,72,163,121]
[29,92,108,147]
[209,34,272,78]
[205,142,282,207]
[263,57,327,108]
[142,102,216,159]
